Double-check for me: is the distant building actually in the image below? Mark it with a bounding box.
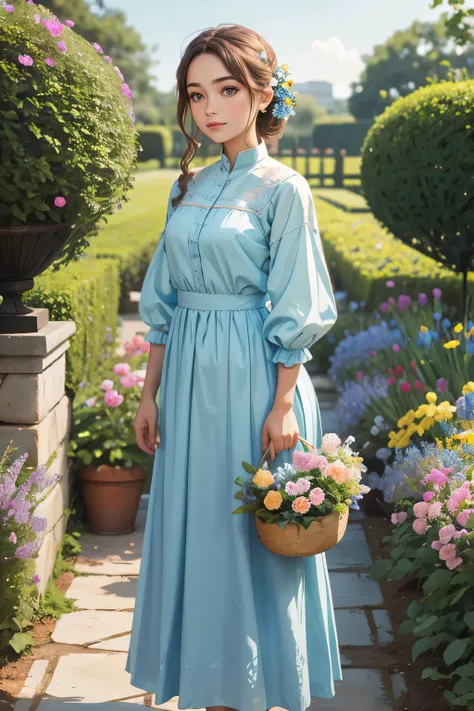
[292,81,334,109]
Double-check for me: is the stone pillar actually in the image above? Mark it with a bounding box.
[0,321,76,595]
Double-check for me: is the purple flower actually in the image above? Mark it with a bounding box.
[45,57,55,67]
[418,293,428,305]
[379,302,389,312]
[105,55,112,62]
[28,0,35,4]
[30,516,48,533]
[92,42,103,53]
[54,196,66,207]
[18,55,34,66]
[64,19,74,27]
[397,294,412,311]
[33,14,40,23]
[57,41,67,52]
[437,378,448,393]
[32,574,41,584]
[433,287,442,299]
[4,4,15,13]
[386,280,395,288]
[392,344,400,352]
[15,541,38,559]
[114,66,124,81]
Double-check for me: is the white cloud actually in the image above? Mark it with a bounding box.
[291,36,365,99]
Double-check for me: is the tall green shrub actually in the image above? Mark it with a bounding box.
[0,1,139,266]
[360,80,474,317]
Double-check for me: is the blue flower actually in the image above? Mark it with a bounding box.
[416,330,432,348]
[433,312,442,321]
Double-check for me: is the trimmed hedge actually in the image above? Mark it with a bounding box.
[136,125,173,164]
[314,196,474,307]
[23,258,120,394]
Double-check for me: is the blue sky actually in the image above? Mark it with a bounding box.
[109,0,448,97]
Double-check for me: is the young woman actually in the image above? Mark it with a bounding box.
[125,23,342,711]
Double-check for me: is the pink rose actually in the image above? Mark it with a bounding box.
[431,540,443,551]
[100,379,114,392]
[18,55,34,66]
[292,496,311,514]
[424,468,448,489]
[423,491,436,502]
[310,487,325,506]
[427,502,442,519]
[292,451,318,472]
[54,196,66,208]
[104,390,124,407]
[439,524,456,544]
[120,374,136,388]
[456,509,474,527]
[294,478,311,495]
[446,556,463,570]
[325,460,350,484]
[285,481,299,496]
[321,433,342,454]
[439,544,457,561]
[413,501,429,518]
[412,518,427,535]
[113,362,131,376]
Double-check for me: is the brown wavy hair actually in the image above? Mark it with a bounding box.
[171,23,286,209]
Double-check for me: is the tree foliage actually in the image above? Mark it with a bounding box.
[349,18,474,119]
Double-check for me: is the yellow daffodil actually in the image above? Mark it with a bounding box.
[444,340,460,349]
[465,327,474,339]
[419,416,436,430]
[396,434,412,448]
[454,323,463,333]
[426,403,437,417]
[462,382,474,395]
[420,325,429,332]
[426,392,437,404]
[397,409,416,428]
[415,404,428,418]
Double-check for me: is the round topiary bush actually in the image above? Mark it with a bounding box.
[0,0,139,267]
[360,80,474,313]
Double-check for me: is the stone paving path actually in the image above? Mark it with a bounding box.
[12,307,404,711]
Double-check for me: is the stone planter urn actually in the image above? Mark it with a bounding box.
[0,224,73,334]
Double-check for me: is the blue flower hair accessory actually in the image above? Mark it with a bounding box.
[259,49,297,120]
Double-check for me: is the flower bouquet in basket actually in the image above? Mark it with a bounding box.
[232,433,370,557]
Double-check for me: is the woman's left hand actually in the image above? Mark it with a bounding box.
[261,405,299,462]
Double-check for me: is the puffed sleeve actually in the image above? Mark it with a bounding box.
[262,174,338,367]
[139,178,180,345]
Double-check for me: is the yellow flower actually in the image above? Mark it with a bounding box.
[444,340,460,349]
[281,63,288,71]
[263,490,283,510]
[396,434,411,449]
[454,323,463,333]
[426,392,437,404]
[415,405,427,418]
[419,416,436,431]
[253,468,275,488]
[465,327,474,339]
[420,325,429,332]
[462,381,474,395]
[406,422,419,436]
[397,409,416,428]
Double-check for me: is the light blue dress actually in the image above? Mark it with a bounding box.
[125,138,342,711]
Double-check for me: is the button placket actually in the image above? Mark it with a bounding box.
[188,172,231,292]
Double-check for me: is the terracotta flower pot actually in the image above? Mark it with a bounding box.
[80,463,145,534]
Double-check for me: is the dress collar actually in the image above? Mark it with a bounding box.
[220,137,268,174]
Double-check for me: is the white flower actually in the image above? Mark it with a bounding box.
[321,433,342,454]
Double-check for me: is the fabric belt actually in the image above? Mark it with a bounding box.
[177,290,268,311]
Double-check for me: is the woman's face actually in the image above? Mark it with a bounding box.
[186,52,267,144]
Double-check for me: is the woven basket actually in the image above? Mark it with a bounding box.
[254,435,349,557]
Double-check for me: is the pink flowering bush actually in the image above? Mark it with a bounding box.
[0,0,139,267]
[0,441,61,660]
[67,357,149,471]
[371,447,474,707]
[233,434,370,529]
